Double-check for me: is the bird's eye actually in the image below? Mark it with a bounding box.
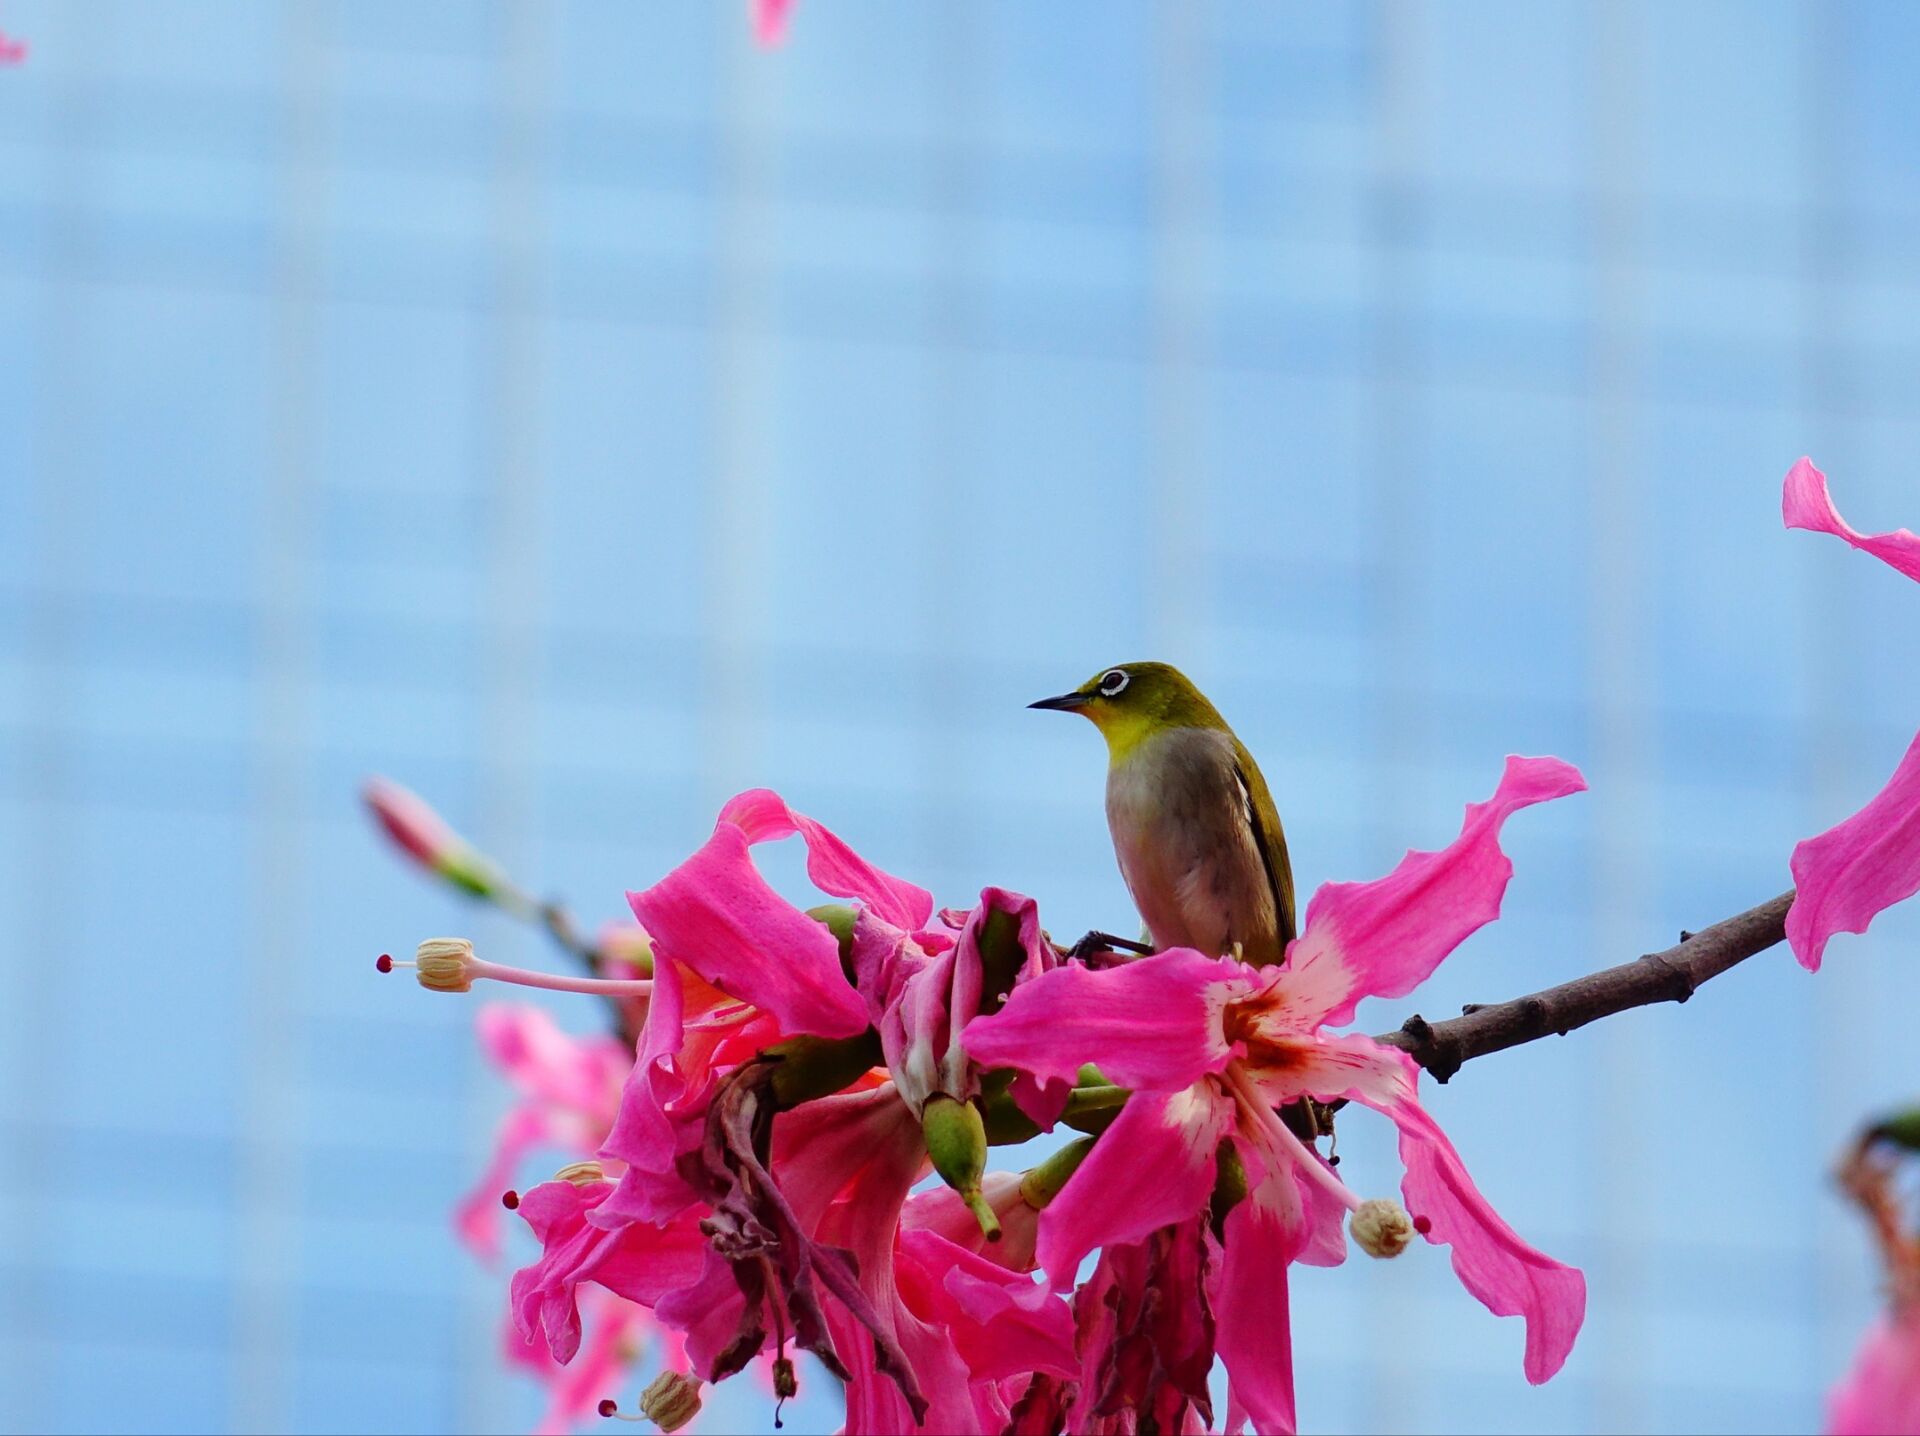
[1099,668,1130,697]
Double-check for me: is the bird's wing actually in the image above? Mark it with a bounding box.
[1233,744,1297,950]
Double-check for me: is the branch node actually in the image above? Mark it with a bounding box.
[1679,929,1696,943]
[1642,950,1697,1004]
[1460,1002,1485,1015]
[1397,1013,1461,1084]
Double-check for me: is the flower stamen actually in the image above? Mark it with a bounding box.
[596,1372,703,1430]
[376,938,654,998]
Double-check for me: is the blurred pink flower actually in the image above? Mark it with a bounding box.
[454,1003,630,1260]
[752,0,794,46]
[1781,459,1920,970]
[965,756,1590,1431]
[1831,1307,1920,1435]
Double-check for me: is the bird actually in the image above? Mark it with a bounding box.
[1030,662,1296,967]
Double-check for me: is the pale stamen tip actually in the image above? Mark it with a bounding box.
[1352,1197,1415,1259]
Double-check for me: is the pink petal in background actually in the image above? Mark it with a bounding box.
[752,0,794,46]
[1788,728,1920,971]
[1829,1307,1920,1436]
[1784,456,1920,584]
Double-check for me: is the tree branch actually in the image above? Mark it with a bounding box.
[1372,891,1795,1083]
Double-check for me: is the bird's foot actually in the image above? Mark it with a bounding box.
[1067,930,1156,965]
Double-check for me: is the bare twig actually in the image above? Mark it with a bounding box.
[1373,891,1795,1082]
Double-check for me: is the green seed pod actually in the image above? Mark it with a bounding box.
[922,1094,1000,1241]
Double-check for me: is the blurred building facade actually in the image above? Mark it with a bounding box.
[4,1,1920,1431]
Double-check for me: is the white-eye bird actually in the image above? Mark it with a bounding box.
[1031,662,1296,966]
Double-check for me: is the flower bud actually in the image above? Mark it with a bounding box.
[362,778,510,902]
[921,1095,999,1241]
[1351,1197,1415,1259]
[637,1371,701,1432]
[412,937,476,993]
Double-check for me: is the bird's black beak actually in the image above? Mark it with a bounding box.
[1028,692,1090,712]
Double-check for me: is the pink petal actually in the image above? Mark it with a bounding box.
[1283,755,1586,1029]
[475,1001,627,1119]
[530,1294,651,1436]
[454,1104,555,1261]
[1829,1308,1920,1436]
[1227,1097,1351,1271]
[751,0,794,45]
[1788,728,1920,971]
[902,1172,1040,1272]
[1330,1041,1586,1383]
[595,951,708,1225]
[1035,1082,1232,1288]
[1784,456,1920,585]
[718,788,933,931]
[628,816,869,1039]
[897,1227,1078,1384]
[510,1179,708,1366]
[1214,1196,1299,1436]
[962,950,1250,1092]
[597,956,779,1227]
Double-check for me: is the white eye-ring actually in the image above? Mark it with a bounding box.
[1099,668,1130,697]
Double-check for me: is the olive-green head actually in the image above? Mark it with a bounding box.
[1029,661,1227,760]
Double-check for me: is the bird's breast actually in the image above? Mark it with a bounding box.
[1105,727,1278,962]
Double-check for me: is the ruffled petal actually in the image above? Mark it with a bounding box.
[719,788,933,931]
[1214,1196,1298,1436]
[963,950,1251,1092]
[897,1227,1079,1385]
[1784,456,1920,584]
[1035,1082,1232,1288]
[1788,728,1920,971]
[903,1172,1041,1272]
[1326,1039,1586,1384]
[1281,755,1585,1029]
[629,817,869,1039]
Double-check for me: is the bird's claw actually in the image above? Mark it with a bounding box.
[1067,930,1156,965]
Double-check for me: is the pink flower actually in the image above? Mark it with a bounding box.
[454,1003,630,1260]
[1830,1307,1920,1436]
[752,0,794,45]
[536,791,1083,1431]
[1781,459,1920,970]
[853,886,1065,1124]
[964,755,1590,1431]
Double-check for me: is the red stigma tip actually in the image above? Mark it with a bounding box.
[501,1189,520,1210]
[1412,1214,1431,1235]
[376,953,394,973]
[597,1399,618,1419]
